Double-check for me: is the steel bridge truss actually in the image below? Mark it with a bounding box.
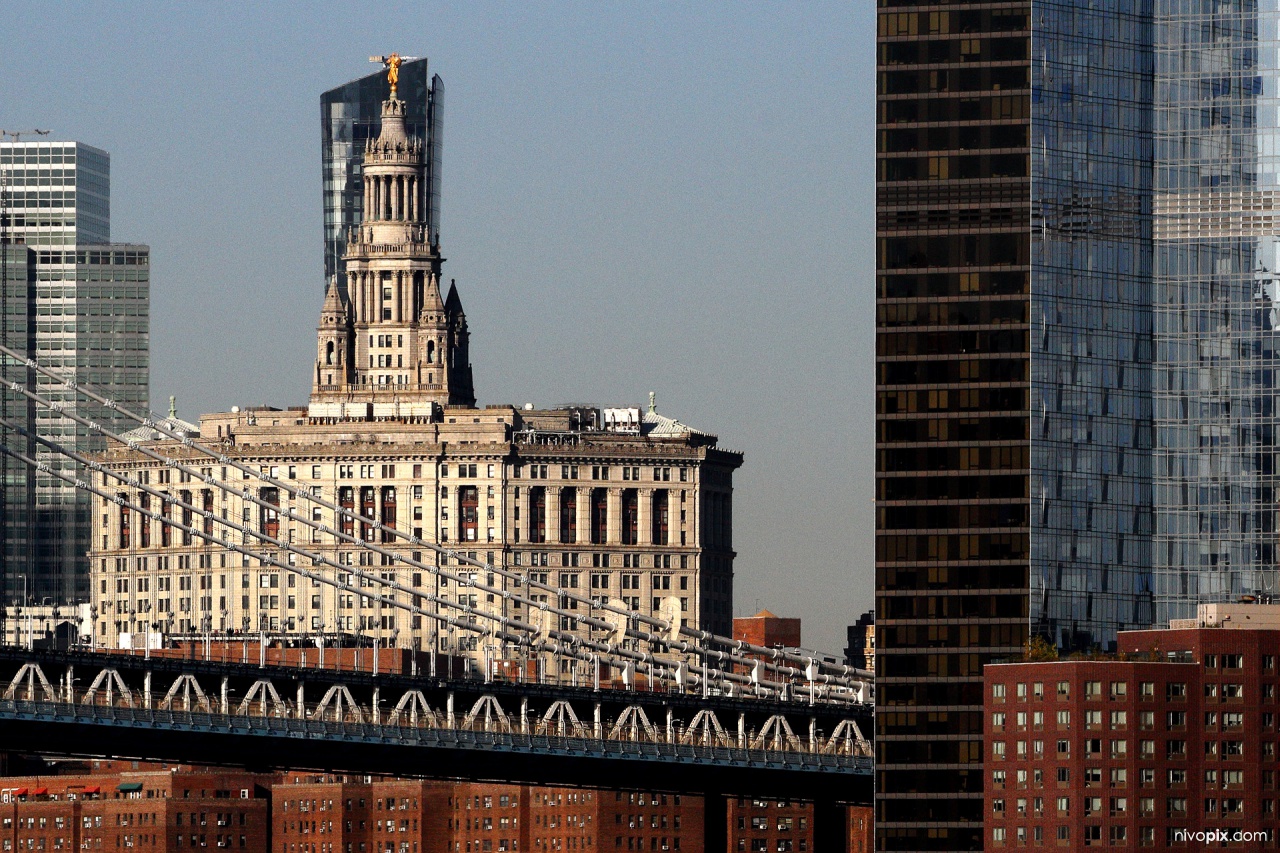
[0,343,873,708]
[0,649,871,793]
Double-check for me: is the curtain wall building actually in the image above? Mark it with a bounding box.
[876,0,1280,849]
[0,141,149,613]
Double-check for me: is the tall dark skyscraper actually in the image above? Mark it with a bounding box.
[877,0,1280,849]
[321,57,443,284]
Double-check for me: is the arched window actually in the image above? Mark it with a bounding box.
[325,341,335,365]
[427,340,435,363]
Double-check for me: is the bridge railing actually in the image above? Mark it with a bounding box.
[2,659,872,764]
[0,697,872,774]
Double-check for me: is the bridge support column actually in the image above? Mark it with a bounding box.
[813,799,844,851]
[143,672,152,708]
[297,684,305,719]
[703,791,727,853]
[447,692,455,728]
[221,678,229,715]
[64,667,73,703]
[372,688,380,724]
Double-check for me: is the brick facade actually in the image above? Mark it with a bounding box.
[985,615,1280,848]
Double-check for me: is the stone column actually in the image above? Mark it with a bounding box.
[576,488,591,545]
[638,488,653,546]
[395,271,403,323]
[606,488,622,545]
[392,175,402,221]
[546,486,562,544]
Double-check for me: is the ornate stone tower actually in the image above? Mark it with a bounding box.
[309,60,475,421]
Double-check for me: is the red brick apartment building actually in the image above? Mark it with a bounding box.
[0,762,272,853]
[984,603,1280,849]
[0,764,870,852]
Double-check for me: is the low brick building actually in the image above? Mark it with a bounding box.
[0,763,273,853]
[0,763,859,851]
[985,603,1280,849]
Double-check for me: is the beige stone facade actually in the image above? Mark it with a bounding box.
[89,405,739,672]
[86,79,741,674]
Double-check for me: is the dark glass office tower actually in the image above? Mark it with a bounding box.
[322,57,443,284]
[875,1,1155,849]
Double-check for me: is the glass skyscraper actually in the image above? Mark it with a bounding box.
[0,140,149,615]
[1152,0,1280,621]
[321,57,443,284]
[876,0,1280,849]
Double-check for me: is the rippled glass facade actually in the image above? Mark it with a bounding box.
[1153,0,1280,620]
[1031,0,1156,649]
[877,0,1280,849]
[321,59,442,283]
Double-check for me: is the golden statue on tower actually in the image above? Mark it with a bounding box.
[370,53,404,98]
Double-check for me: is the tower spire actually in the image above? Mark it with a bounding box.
[309,58,475,421]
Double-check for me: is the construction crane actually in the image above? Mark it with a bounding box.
[0,129,50,143]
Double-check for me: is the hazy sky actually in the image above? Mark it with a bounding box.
[1,2,875,654]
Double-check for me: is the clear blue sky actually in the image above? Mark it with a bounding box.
[2,1,876,654]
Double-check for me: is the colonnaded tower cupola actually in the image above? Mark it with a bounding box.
[310,54,475,420]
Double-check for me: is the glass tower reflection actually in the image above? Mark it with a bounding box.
[1031,0,1156,649]
[1153,0,1280,620]
[321,58,442,284]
